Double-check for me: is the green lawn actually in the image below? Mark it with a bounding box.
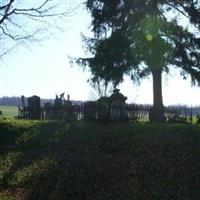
[0,106,18,118]
[0,119,200,200]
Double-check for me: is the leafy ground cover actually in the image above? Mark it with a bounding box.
[0,119,199,200]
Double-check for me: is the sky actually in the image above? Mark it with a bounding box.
[0,1,200,106]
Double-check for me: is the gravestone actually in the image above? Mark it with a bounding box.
[44,102,52,120]
[84,101,97,121]
[27,95,41,119]
[110,89,127,121]
[97,97,110,121]
[54,93,64,120]
[64,94,76,121]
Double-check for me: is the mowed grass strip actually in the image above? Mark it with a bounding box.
[0,106,18,118]
[0,119,200,200]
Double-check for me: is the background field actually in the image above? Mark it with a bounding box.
[0,106,18,118]
[0,119,199,200]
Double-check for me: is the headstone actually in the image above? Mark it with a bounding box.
[84,101,97,121]
[44,102,52,120]
[21,95,25,108]
[97,97,110,121]
[27,95,41,119]
[109,89,127,121]
[54,93,64,120]
[64,94,76,121]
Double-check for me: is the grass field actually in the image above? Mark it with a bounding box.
[0,119,200,200]
[0,106,18,118]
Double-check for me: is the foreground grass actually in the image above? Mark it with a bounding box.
[0,119,200,200]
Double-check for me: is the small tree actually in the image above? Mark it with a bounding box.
[77,0,200,122]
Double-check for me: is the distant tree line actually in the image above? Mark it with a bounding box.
[0,96,83,107]
[0,96,54,106]
[0,97,21,106]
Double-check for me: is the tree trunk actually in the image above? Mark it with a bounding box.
[149,68,165,123]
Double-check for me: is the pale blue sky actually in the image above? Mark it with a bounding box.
[0,1,199,106]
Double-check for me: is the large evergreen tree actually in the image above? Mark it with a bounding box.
[77,0,200,122]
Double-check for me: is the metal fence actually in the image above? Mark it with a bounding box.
[19,99,199,123]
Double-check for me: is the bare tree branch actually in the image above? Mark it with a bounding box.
[0,0,15,25]
[0,45,16,59]
[0,0,81,58]
[164,1,190,20]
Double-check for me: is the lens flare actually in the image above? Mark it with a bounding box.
[146,34,153,41]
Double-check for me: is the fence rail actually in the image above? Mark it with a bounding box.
[19,101,200,123]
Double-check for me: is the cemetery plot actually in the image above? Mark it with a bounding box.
[17,90,199,124]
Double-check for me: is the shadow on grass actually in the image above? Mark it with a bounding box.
[0,121,200,200]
